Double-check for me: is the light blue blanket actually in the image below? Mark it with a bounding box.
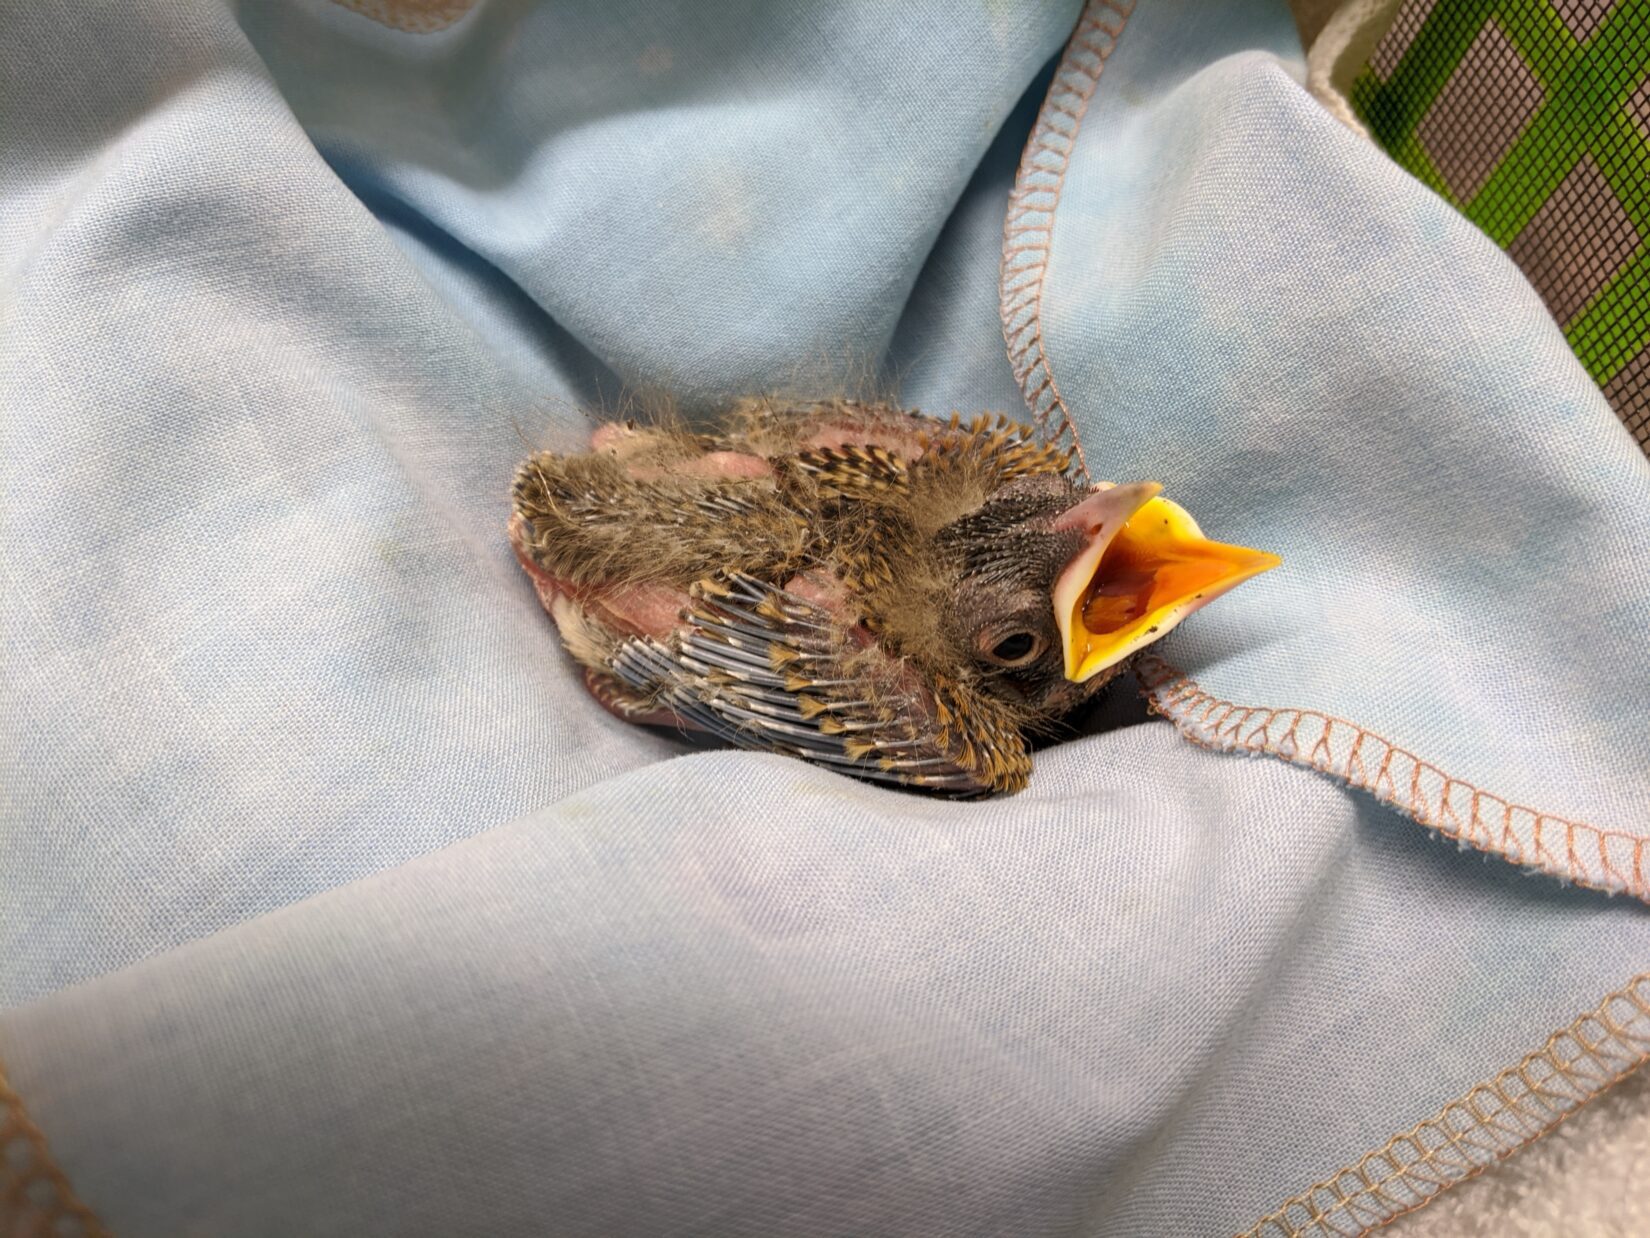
[3,0,1647,1233]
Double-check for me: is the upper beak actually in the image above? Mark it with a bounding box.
[1052,483,1281,682]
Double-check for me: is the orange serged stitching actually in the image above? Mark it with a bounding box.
[1008,8,1650,1236]
[1238,975,1650,1236]
[1135,654,1650,905]
[998,0,1136,483]
[328,0,478,33]
[1,1056,110,1237]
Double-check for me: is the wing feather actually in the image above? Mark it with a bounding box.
[577,572,1022,796]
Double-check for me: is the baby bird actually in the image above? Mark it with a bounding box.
[509,399,1278,796]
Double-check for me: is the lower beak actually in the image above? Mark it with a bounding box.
[1052,483,1281,683]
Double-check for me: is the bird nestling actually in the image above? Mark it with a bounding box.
[509,399,1279,797]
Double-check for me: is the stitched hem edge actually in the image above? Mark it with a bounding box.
[1135,654,1650,904]
[327,0,479,33]
[1238,973,1650,1236]
[1006,1,1647,903]
[1302,0,1410,139]
[1,1056,109,1237]
[999,0,1135,484]
[1008,8,1650,1236]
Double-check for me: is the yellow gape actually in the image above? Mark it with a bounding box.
[1051,483,1280,683]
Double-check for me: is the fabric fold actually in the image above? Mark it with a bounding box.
[5,0,1650,1234]
[7,743,1649,1236]
[1024,0,1650,884]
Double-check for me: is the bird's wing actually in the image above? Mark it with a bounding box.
[791,413,1077,507]
[512,448,811,591]
[909,413,1076,483]
[593,572,1027,797]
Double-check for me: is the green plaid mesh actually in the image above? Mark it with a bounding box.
[1350,0,1650,451]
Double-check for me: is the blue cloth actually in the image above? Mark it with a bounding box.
[3,0,1647,1233]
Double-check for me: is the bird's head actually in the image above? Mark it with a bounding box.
[929,474,1280,716]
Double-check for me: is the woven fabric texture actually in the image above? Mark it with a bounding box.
[2,0,1649,1234]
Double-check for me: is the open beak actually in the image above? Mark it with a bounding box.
[1051,483,1281,683]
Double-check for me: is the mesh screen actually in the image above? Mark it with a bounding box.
[1351,0,1650,451]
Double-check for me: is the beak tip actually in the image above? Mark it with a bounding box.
[1120,480,1165,505]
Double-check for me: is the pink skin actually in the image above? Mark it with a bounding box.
[781,569,873,648]
[516,423,913,727]
[590,416,925,477]
[781,570,842,611]
[507,512,565,609]
[798,420,929,460]
[592,422,774,482]
[517,427,781,727]
[588,423,633,452]
[508,513,686,641]
[511,512,694,727]
[692,451,772,479]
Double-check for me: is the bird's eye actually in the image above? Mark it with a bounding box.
[993,632,1035,660]
[982,630,1044,668]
